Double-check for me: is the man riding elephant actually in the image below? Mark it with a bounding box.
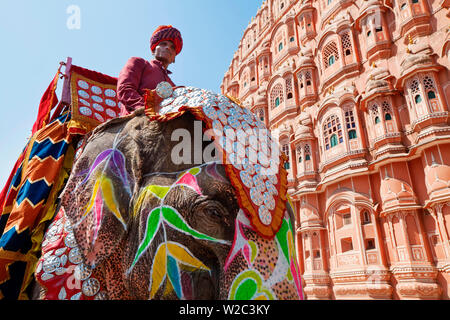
[33,85,304,300]
[1,22,304,300]
[117,25,183,116]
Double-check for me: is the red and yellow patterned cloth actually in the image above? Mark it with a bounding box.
[68,65,121,135]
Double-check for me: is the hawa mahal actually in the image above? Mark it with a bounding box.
[220,0,450,299]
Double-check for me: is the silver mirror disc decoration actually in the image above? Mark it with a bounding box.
[155,86,283,227]
[155,81,173,99]
[38,209,105,300]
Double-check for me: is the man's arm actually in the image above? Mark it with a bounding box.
[117,57,146,114]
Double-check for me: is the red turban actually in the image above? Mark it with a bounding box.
[150,25,183,55]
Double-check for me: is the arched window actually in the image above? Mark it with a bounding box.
[410,79,420,93]
[305,144,311,161]
[375,116,381,124]
[254,108,265,122]
[341,32,352,56]
[370,104,379,117]
[330,134,338,147]
[328,55,335,66]
[298,72,304,89]
[409,79,421,105]
[305,71,312,87]
[290,36,295,42]
[286,78,293,100]
[278,42,283,52]
[281,142,290,169]
[345,109,356,130]
[381,100,391,114]
[257,109,264,122]
[427,91,436,99]
[296,145,302,163]
[275,97,280,107]
[423,76,437,101]
[323,114,343,150]
[362,210,371,224]
[348,130,357,139]
[323,41,339,68]
[270,84,284,109]
[385,113,392,121]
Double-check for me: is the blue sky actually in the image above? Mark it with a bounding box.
[0,0,262,185]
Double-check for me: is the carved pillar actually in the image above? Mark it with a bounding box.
[331,207,393,300]
[398,211,415,262]
[355,207,367,265]
[301,227,332,300]
[387,215,400,262]
[308,231,314,265]
[434,204,450,259]
[372,210,387,266]
[302,232,308,270]
[366,210,394,299]
[415,210,435,265]
[391,211,442,299]
[319,230,328,271]
[328,212,337,269]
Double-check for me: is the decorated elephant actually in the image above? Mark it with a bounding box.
[33,86,303,300]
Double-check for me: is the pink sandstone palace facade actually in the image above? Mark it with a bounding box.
[220,0,450,299]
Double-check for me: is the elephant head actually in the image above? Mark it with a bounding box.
[35,103,303,300]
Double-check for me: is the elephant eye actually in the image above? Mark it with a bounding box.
[205,208,221,218]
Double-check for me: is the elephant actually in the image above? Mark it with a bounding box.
[33,90,303,300]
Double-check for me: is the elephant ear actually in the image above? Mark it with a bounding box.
[60,131,133,268]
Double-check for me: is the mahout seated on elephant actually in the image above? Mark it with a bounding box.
[33,100,303,300]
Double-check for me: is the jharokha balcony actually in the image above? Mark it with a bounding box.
[221,0,450,300]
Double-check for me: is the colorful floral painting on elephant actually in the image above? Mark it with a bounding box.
[34,87,304,300]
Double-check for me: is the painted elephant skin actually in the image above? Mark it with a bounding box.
[34,109,303,300]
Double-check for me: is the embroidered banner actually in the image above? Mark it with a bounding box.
[68,65,120,135]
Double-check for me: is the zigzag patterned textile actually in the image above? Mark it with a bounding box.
[0,63,120,300]
[0,112,74,299]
